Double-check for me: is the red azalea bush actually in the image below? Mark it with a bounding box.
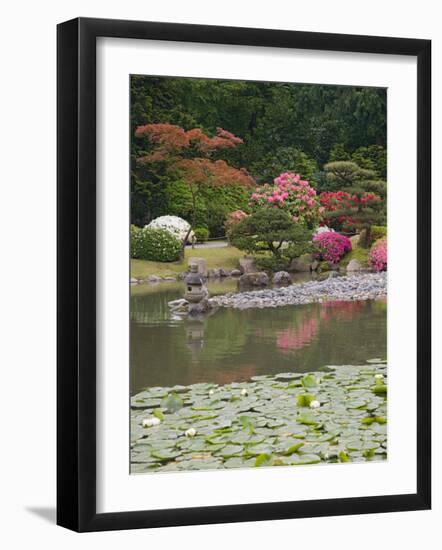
[369,238,387,271]
[250,172,323,227]
[313,231,352,264]
[319,191,380,231]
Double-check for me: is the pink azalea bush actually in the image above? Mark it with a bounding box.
[250,172,324,227]
[225,209,249,235]
[313,231,352,264]
[369,238,387,271]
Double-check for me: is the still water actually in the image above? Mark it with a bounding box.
[130,278,386,394]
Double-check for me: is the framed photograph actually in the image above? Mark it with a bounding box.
[57,17,431,532]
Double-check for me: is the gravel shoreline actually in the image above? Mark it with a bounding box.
[209,272,387,310]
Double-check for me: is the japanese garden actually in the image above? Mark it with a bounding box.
[129,76,388,473]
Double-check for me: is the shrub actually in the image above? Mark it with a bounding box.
[371,225,387,241]
[225,210,249,236]
[313,231,352,264]
[369,238,387,271]
[229,208,312,263]
[131,226,182,262]
[193,227,210,243]
[146,215,193,242]
[250,172,323,228]
[255,255,291,272]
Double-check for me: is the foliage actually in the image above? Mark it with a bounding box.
[225,209,249,237]
[131,76,387,228]
[146,215,193,241]
[371,225,387,241]
[193,227,210,243]
[313,232,352,264]
[130,226,182,262]
[250,172,323,228]
[229,209,312,261]
[319,190,381,233]
[135,123,254,248]
[339,244,369,268]
[321,161,386,246]
[369,238,388,272]
[250,146,318,184]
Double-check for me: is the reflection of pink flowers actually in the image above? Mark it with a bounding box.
[276,318,319,353]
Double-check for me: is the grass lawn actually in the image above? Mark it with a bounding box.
[340,235,370,267]
[131,245,245,279]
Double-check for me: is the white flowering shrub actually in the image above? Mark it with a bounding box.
[130,225,182,262]
[146,215,194,242]
[314,225,335,235]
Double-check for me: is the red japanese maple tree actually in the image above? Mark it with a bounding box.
[135,123,254,251]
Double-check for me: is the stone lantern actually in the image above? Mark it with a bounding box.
[184,264,208,305]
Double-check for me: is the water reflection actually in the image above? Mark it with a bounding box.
[130,281,386,394]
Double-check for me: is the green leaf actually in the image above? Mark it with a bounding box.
[281,441,305,455]
[239,415,255,434]
[297,393,316,407]
[301,374,318,388]
[152,409,165,421]
[254,453,272,467]
[161,393,184,413]
[297,412,318,426]
[338,450,350,462]
[372,384,387,395]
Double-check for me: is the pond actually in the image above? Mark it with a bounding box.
[130,276,387,395]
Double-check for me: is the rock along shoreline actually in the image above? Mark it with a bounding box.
[209,272,387,310]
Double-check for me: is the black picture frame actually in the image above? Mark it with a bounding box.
[57,17,431,532]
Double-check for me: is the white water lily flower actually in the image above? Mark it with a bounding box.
[374,374,384,380]
[309,400,321,409]
[185,427,196,438]
[142,417,161,428]
[209,389,215,396]
[240,388,248,396]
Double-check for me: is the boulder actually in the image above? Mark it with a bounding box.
[230,269,242,277]
[188,297,211,315]
[130,278,139,284]
[218,268,230,277]
[146,275,162,283]
[207,268,221,278]
[347,259,362,272]
[239,271,269,288]
[163,276,177,282]
[188,257,208,276]
[289,258,311,272]
[239,257,257,274]
[168,298,188,309]
[273,271,292,285]
[310,260,320,272]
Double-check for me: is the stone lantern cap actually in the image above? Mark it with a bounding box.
[185,264,205,285]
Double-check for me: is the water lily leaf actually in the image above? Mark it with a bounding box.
[281,441,305,455]
[338,450,350,462]
[301,374,318,388]
[297,412,318,426]
[297,393,316,407]
[150,448,180,461]
[161,393,184,414]
[217,444,244,458]
[239,415,255,434]
[290,454,321,465]
[152,409,165,421]
[254,453,272,467]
